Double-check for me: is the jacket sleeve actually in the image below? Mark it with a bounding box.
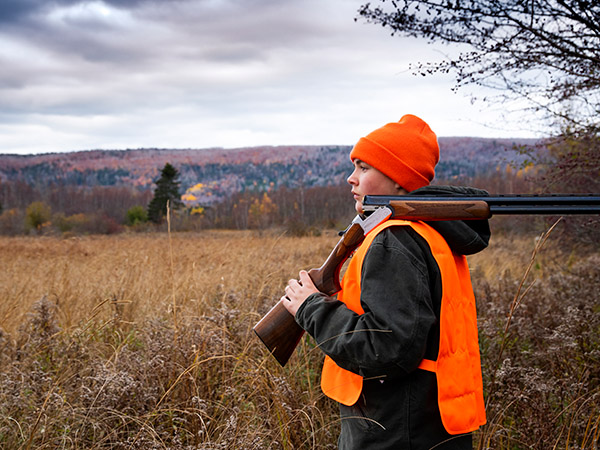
[295,227,438,379]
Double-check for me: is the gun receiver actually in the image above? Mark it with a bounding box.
[254,193,600,367]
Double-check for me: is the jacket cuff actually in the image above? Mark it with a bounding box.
[295,292,329,329]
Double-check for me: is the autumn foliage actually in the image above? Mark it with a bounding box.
[0,138,543,236]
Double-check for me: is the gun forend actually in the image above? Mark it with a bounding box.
[378,199,491,220]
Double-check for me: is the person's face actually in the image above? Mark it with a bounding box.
[347,159,405,213]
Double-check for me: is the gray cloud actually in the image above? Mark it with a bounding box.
[0,0,540,154]
[0,0,52,23]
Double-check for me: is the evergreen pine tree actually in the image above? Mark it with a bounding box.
[147,163,183,223]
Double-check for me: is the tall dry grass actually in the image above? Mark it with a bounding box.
[0,228,598,448]
[0,230,341,449]
[0,230,338,334]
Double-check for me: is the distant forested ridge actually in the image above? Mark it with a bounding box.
[0,137,535,199]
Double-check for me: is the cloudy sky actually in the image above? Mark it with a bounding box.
[0,0,543,155]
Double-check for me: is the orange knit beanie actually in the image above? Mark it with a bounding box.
[349,114,439,192]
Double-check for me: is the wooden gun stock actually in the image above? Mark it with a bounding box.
[253,222,367,366]
[252,301,303,367]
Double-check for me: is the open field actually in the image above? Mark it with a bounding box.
[1,230,599,448]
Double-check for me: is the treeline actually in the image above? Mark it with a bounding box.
[0,164,540,237]
[197,183,354,233]
[0,182,152,235]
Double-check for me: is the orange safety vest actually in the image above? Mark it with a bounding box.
[320,219,486,435]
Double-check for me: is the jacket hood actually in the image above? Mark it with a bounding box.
[409,185,491,255]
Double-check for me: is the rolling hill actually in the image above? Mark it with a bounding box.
[0,137,537,206]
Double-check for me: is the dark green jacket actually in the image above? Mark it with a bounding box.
[296,186,490,450]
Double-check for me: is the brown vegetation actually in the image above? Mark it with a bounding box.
[0,229,598,448]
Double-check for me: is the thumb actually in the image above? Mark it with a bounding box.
[298,270,316,289]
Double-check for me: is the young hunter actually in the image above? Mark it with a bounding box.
[281,114,489,449]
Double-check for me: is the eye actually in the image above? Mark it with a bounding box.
[356,160,369,171]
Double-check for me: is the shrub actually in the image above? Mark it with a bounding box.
[53,212,91,234]
[25,201,51,233]
[125,205,148,226]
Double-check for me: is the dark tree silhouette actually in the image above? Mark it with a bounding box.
[147,163,183,223]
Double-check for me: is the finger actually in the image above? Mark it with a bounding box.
[285,285,296,298]
[288,279,302,292]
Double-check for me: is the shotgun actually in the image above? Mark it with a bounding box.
[253,194,600,366]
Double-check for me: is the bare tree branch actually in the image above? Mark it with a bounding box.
[358,0,600,131]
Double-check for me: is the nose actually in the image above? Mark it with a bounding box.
[347,167,358,186]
